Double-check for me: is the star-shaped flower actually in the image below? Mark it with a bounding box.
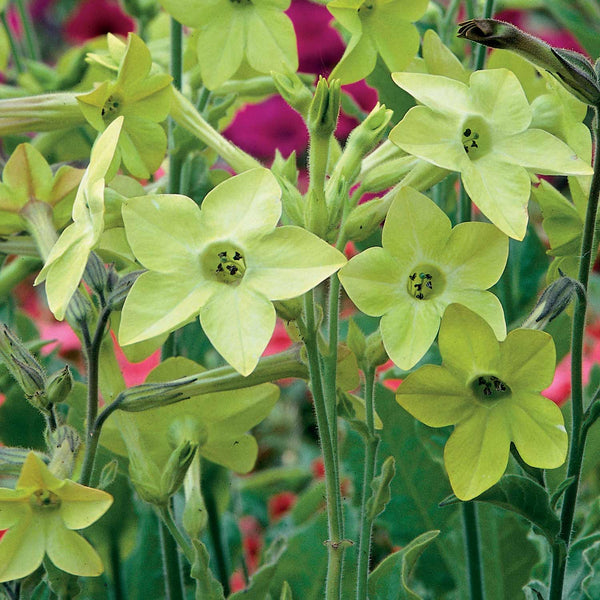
[119,168,346,375]
[77,33,172,179]
[396,304,567,500]
[0,452,112,582]
[328,0,428,84]
[35,116,124,320]
[0,143,82,237]
[338,187,508,370]
[159,0,298,90]
[389,68,593,239]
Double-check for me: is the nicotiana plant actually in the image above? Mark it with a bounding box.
[1,1,600,600]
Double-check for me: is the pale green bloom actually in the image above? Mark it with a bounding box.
[390,68,593,240]
[328,0,428,84]
[119,168,346,375]
[35,117,124,320]
[396,304,567,500]
[0,452,112,582]
[339,187,507,370]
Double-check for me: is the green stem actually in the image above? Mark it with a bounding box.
[462,502,484,600]
[79,305,112,487]
[0,256,40,301]
[474,0,496,70]
[14,0,39,61]
[158,504,194,564]
[549,106,600,600]
[1,11,23,74]
[109,535,124,600]
[356,367,378,600]
[168,18,183,196]
[0,236,38,256]
[442,0,463,45]
[302,290,345,600]
[158,514,185,600]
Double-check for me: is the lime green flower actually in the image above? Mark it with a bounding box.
[102,357,279,505]
[0,452,112,582]
[159,0,298,90]
[389,68,593,240]
[338,187,507,370]
[396,304,567,500]
[328,0,428,84]
[35,117,124,321]
[0,143,82,237]
[119,168,346,375]
[77,33,172,179]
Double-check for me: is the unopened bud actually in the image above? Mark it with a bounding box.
[65,289,92,325]
[365,329,388,368]
[47,425,81,479]
[46,366,73,405]
[308,77,341,138]
[0,324,47,402]
[160,440,198,498]
[98,459,119,490]
[83,252,108,298]
[182,455,207,539]
[107,270,143,311]
[273,297,303,321]
[522,273,583,330]
[457,19,600,105]
[272,70,313,116]
[346,319,366,362]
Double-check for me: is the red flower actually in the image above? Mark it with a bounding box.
[268,491,297,522]
[65,0,135,43]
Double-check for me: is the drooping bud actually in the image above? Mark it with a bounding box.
[0,324,47,405]
[46,366,73,405]
[457,19,600,105]
[522,273,583,330]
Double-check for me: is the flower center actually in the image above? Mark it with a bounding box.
[460,116,490,159]
[407,265,444,300]
[357,1,374,13]
[101,93,123,123]
[30,489,61,511]
[470,375,512,404]
[201,243,247,285]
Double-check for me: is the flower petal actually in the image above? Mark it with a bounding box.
[494,129,593,176]
[391,72,471,115]
[328,33,377,85]
[122,194,203,272]
[202,434,259,474]
[0,491,29,529]
[442,221,508,289]
[461,156,530,240]
[389,105,467,171]
[442,289,506,341]
[445,407,511,500]
[17,452,63,490]
[396,364,474,426]
[500,329,556,391]
[438,304,500,383]
[58,481,113,530]
[200,284,276,376]
[0,512,45,583]
[507,392,567,468]
[371,11,421,73]
[45,514,104,577]
[469,69,531,134]
[119,271,214,345]
[338,247,404,316]
[383,187,452,262]
[199,168,281,241]
[245,226,346,300]
[381,300,440,370]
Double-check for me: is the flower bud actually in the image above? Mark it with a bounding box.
[273,297,303,321]
[0,324,47,403]
[47,425,81,480]
[346,319,366,362]
[65,289,92,326]
[83,252,108,299]
[98,459,119,490]
[107,270,143,311]
[308,77,341,138]
[457,19,600,105]
[272,70,313,116]
[182,455,207,539]
[365,329,388,368]
[46,366,73,405]
[522,273,583,330]
[160,440,198,498]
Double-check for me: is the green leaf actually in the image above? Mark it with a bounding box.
[564,533,600,600]
[366,456,395,521]
[280,581,293,600]
[367,530,440,600]
[441,474,560,544]
[190,539,226,600]
[550,476,575,510]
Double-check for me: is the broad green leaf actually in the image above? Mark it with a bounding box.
[367,530,440,600]
[191,539,226,600]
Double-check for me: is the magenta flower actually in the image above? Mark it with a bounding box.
[65,0,135,43]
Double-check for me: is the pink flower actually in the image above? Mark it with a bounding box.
[112,334,161,388]
[267,491,297,522]
[224,96,309,162]
[65,0,135,44]
[336,81,378,140]
[262,320,293,357]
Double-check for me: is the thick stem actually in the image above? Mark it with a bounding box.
[79,306,112,487]
[462,502,484,600]
[356,368,379,600]
[20,200,58,259]
[549,106,600,600]
[158,514,185,600]
[302,290,345,600]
